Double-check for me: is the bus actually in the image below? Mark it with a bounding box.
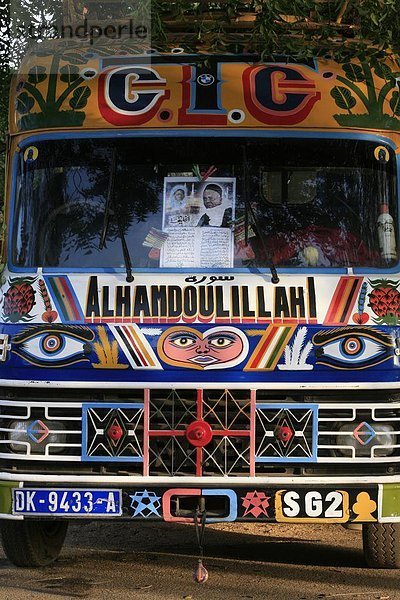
[1,41,400,569]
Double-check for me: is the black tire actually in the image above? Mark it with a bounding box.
[362,523,400,568]
[0,520,68,567]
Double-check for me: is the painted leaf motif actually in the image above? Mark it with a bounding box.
[15,92,34,115]
[61,52,88,65]
[32,50,53,57]
[92,46,119,57]
[69,86,91,109]
[28,66,47,85]
[330,86,356,110]
[374,62,393,80]
[60,64,80,84]
[342,63,365,82]
[390,91,400,116]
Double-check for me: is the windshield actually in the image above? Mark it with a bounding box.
[12,137,398,271]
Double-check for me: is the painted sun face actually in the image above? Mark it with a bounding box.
[158,326,249,370]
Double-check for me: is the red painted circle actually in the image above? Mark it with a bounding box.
[185,420,213,447]
[108,424,123,442]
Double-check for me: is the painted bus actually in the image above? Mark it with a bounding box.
[1,41,400,570]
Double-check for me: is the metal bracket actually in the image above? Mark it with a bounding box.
[0,334,11,362]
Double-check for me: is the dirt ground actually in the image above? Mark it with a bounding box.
[0,520,399,600]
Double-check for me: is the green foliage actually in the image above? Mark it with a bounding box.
[390,91,400,117]
[15,91,34,114]
[150,0,400,59]
[331,86,356,112]
[342,63,365,83]
[69,85,91,109]
[374,63,394,81]
[61,52,89,65]
[28,66,47,85]
[60,64,80,84]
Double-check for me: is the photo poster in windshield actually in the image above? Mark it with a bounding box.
[160,177,236,268]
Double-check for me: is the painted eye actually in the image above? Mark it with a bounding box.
[12,326,94,367]
[41,334,64,354]
[169,335,197,348]
[313,327,394,370]
[208,336,235,348]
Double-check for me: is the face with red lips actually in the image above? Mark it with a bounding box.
[158,326,249,370]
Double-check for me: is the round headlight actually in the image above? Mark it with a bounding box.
[336,422,395,458]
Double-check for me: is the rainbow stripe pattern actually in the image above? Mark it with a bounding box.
[244,325,296,371]
[324,277,363,325]
[109,324,162,370]
[44,276,84,323]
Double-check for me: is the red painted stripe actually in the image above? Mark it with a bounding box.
[148,429,250,437]
[143,389,150,476]
[213,430,251,437]
[197,389,203,420]
[196,447,202,477]
[59,278,81,320]
[324,277,363,325]
[340,278,363,323]
[249,326,277,367]
[250,390,256,477]
[123,326,147,366]
[148,430,186,437]
[324,278,349,323]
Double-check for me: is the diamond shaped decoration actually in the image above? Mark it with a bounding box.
[26,420,50,444]
[353,422,376,446]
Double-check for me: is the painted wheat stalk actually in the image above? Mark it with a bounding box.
[93,326,128,369]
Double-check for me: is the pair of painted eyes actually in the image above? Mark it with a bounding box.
[169,334,236,349]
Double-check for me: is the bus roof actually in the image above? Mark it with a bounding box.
[10,44,400,139]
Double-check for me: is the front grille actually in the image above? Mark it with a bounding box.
[0,400,81,460]
[318,406,400,462]
[0,389,399,477]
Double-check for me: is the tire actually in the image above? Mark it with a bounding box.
[363,523,400,568]
[0,520,68,567]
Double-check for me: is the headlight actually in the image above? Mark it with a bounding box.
[336,422,396,458]
[8,419,66,454]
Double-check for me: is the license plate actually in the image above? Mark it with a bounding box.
[12,488,122,517]
[275,489,349,523]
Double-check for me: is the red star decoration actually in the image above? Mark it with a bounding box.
[241,490,271,518]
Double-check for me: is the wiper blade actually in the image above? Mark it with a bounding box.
[242,145,279,284]
[99,148,117,251]
[245,197,279,284]
[99,148,134,283]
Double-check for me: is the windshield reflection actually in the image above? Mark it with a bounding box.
[12,137,398,270]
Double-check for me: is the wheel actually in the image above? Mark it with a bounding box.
[362,523,400,568]
[0,520,68,567]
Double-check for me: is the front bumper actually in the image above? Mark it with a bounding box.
[2,479,400,524]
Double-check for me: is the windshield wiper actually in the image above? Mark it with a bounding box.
[242,145,279,284]
[99,148,134,283]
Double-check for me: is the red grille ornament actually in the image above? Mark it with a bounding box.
[148,389,253,476]
[107,419,124,446]
[275,421,294,446]
[186,420,213,447]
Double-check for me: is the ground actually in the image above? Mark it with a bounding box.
[0,521,399,599]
